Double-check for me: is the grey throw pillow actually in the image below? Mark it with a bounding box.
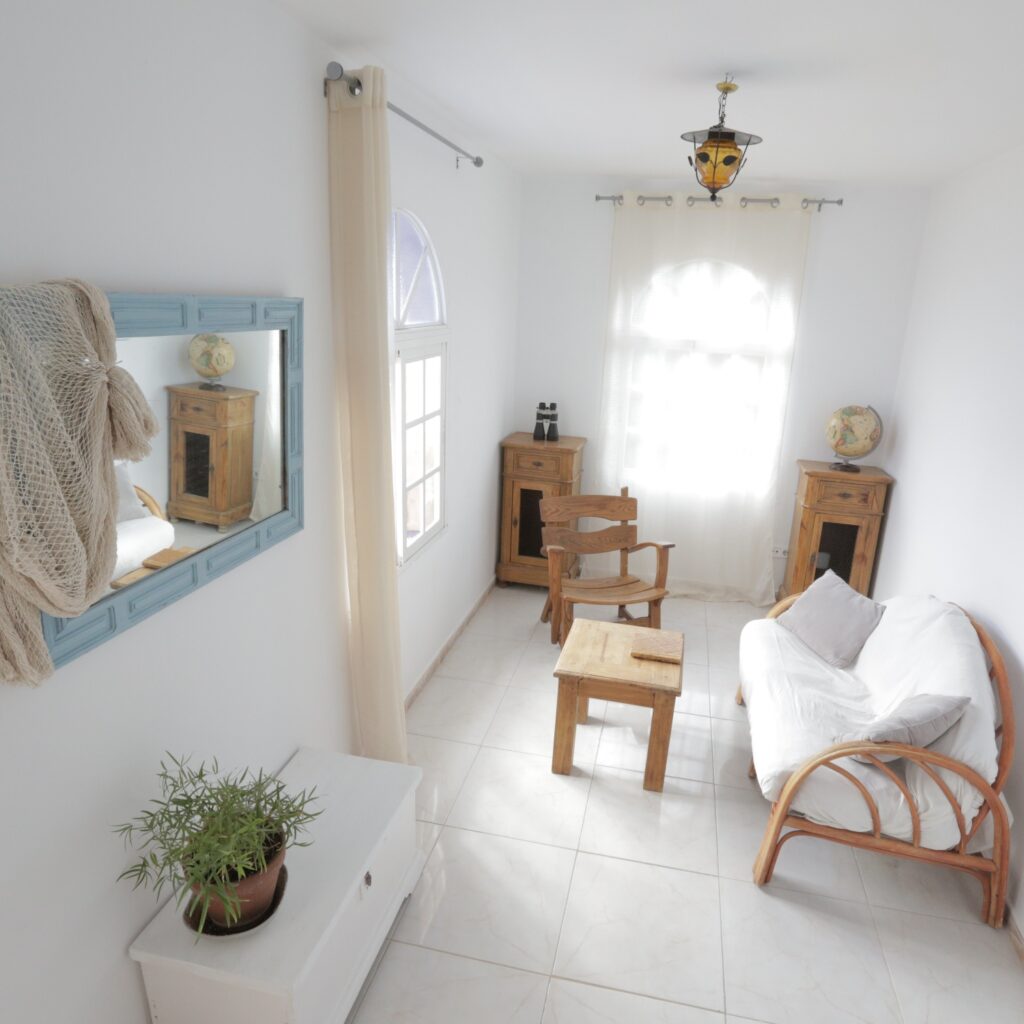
[837,693,971,762]
[777,569,884,668]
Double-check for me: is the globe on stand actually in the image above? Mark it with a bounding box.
[825,405,882,473]
[188,333,236,391]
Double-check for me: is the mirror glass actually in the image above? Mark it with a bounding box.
[105,329,285,595]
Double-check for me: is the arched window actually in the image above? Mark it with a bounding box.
[390,210,447,560]
[391,209,446,330]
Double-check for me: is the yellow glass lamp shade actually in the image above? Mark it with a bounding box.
[681,78,762,198]
[693,132,744,193]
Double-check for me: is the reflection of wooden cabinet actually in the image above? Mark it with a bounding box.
[781,460,893,598]
[166,384,257,530]
[497,432,586,587]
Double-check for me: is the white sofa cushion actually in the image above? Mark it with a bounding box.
[777,570,884,667]
[739,595,998,851]
[112,515,176,581]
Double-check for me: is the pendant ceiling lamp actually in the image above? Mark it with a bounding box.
[681,76,762,198]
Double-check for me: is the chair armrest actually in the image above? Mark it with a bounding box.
[546,544,566,595]
[627,541,674,590]
[766,593,801,619]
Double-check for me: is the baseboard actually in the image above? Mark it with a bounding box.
[1009,908,1024,965]
[404,578,495,709]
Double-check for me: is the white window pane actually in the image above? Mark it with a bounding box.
[406,422,424,484]
[404,265,441,327]
[424,356,442,414]
[405,359,423,423]
[424,415,441,474]
[406,483,424,544]
[424,472,440,531]
[396,216,426,321]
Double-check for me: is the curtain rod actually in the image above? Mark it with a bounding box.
[324,62,484,168]
[595,193,844,210]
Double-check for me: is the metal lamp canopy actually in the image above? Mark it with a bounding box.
[681,77,762,198]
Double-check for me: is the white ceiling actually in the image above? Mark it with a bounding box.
[284,0,1024,183]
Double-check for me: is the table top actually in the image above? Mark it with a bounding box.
[554,619,683,694]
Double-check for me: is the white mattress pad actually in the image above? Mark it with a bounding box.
[739,596,1000,850]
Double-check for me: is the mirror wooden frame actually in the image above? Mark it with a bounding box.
[41,293,304,668]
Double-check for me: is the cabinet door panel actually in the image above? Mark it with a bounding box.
[510,479,559,565]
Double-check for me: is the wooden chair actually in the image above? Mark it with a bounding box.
[539,487,673,645]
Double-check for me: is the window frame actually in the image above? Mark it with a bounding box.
[393,332,448,565]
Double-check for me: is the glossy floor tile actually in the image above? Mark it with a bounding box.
[597,704,713,784]
[579,767,718,875]
[381,589,1024,1024]
[406,674,506,744]
[406,733,479,823]
[396,826,576,973]
[542,978,724,1023]
[447,746,592,848]
[720,878,901,1024]
[872,907,1024,1024]
[354,941,548,1023]
[554,853,724,1010]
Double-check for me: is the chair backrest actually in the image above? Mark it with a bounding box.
[540,487,638,558]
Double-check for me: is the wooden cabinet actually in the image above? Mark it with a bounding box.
[781,460,893,598]
[166,384,257,530]
[129,749,424,1024]
[497,432,586,587]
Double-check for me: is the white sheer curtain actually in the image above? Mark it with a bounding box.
[328,68,407,762]
[596,193,810,604]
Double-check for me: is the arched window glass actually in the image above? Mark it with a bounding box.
[391,210,446,330]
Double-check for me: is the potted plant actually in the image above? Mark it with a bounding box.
[116,754,321,934]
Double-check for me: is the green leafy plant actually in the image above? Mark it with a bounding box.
[115,754,321,934]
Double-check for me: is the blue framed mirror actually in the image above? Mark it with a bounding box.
[41,293,304,667]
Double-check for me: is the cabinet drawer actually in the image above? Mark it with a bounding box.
[170,394,219,425]
[506,449,563,479]
[808,478,884,513]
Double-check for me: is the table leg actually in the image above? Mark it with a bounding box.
[644,691,675,792]
[577,695,590,723]
[552,677,579,775]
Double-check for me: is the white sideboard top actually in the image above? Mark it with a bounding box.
[128,747,421,992]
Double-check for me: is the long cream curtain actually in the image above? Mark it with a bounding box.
[328,68,407,762]
[596,193,811,604]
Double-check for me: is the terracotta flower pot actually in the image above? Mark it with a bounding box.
[192,838,286,929]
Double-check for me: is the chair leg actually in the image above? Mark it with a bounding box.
[735,685,745,706]
[540,595,552,623]
[753,803,787,885]
[747,758,757,780]
[618,604,628,620]
[649,599,662,630]
[559,599,575,646]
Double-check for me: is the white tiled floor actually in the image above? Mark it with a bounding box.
[356,585,1024,1023]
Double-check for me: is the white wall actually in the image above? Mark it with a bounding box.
[513,177,928,587]
[0,3,353,1022]
[387,90,522,695]
[873,150,1024,921]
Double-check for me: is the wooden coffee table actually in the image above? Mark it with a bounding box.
[552,619,684,792]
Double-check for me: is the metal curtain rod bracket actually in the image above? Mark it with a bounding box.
[802,197,845,212]
[324,62,484,168]
[595,194,624,205]
[324,61,362,97]
[740,196,780,208]
[637,194,673,206]
[686,195,722,206]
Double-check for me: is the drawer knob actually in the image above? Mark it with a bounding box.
[364,871,373,888]
[837,491,853,499]
[532,460,543,467]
